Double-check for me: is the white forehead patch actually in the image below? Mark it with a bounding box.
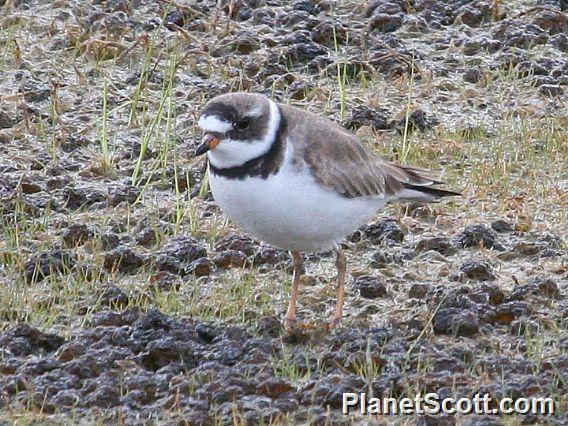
[198,114,233,133]
[248,105,264,117]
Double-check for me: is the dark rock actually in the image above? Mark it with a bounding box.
[550,33,568,52]
[212,250,249,268]
[63,185,106,210]
[510,319,540,336]
[0,107,19,129]
[285,42,327,63]
[455,224,501,250]
[281,29,312,45]
[470,283,505,305]
[464,68,483,83]
[365,0,402,17]
[408,283,428,299]
[516,60,548,77]
[30,153,51,170]
[511,242,542,256]
[195,323,217,343]
[465,416,505,426]
[530,75,558,87]
[215,234,258,256]
[155,236,207,275]
[354,276,388,299]
[536,233,563,249]
[132,309,173,333]
[232,31,260,54]
[256,316,282,338]
[539,84,564,96]
[99,233,120,251]
[46,176,70,190]
[53,389,80,407]
[253,247,288,266]
[252,7,277,25]
[533,276,560,299]
[463,39,481,55]
[20,181,42,194]
[311,21,347,46]
[455,5,486,27]
[56,341,87,362]
[301,374,366,408]
[492,21,546,49]
[103,248,145,273]
[135,228,157,247]
[433,308,479,337]
[186,257,213,277]
[279,10,313,28]
[60,355,100,380]
[345,105,391,131]
[532,9,568,34]
[0,324,65,356]
[480,36,503,52]
[94,284,130,308]
[510,277,561,301]
[415,237,456,256]
[460,260,496,281]
[25,250,76,283]
[370,13,403,33]
[391,109,439,133]
[491,219,513,233]
[60,134,92,153]
[20,79,51,102]
[256,63,288,81]
[85,384,120,408]
[148,271,181,291]
[258,377,295,398]
[402,14,430,33]
[123,374,157,403]
[362,218,404,244]
[307,55,334,73]
[89,309,138,327]
[164,10,185,30]
[62,224,93,247]
[288,81,312,100]
[371,251,404,267]
[417,413,457,426]
[494,301,534,324]
[108,185,141,207]
[140,338,197,371]
[293,0,317,15]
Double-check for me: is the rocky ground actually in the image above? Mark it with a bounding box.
[0,0,567,424]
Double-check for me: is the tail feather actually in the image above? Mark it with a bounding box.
[394,183,461,202]
[399,165,445,186]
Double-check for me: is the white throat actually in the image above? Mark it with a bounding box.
[207,100,281,169]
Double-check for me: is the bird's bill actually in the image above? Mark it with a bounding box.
[195,133,220,157]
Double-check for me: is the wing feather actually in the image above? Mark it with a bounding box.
[280,104,459,201]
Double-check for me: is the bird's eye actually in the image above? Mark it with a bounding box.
[235,118,250,130]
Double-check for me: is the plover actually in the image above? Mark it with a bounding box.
[196,93,459,329]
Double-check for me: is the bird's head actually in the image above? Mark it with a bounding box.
[196,93,281,169]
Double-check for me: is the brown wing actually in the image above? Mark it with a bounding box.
[280,104,458,200]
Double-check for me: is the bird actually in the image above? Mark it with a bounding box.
[195,92,459,330]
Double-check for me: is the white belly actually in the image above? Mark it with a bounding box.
[208,158,386,252]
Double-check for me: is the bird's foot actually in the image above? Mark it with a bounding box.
[283,315,298,331]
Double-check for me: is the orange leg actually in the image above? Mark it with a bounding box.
[329,247,346,330]
[284,251,303,329]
